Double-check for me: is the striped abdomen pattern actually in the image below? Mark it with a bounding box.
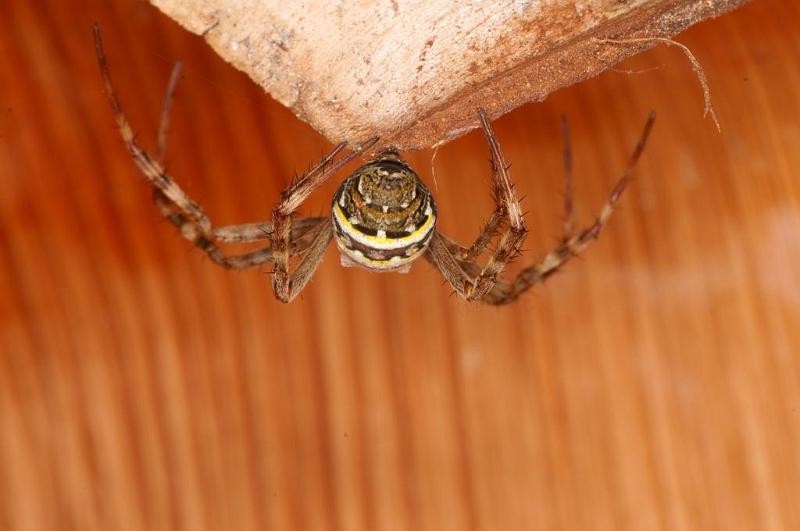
[331,158,436,271]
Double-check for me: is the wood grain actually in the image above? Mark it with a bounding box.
[1,1,799,530]
[148,0,747,150]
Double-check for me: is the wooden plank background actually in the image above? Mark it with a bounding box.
[1,0,799,529]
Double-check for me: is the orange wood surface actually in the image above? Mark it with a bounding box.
[1,1,799,530]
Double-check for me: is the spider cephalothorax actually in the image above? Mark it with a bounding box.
[332,153,436,271]
[93,25,654,305]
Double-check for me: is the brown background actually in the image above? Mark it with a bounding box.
[1,0,799,530]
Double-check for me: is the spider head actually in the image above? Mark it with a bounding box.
[331,153,437,272]
[356,158,418,209]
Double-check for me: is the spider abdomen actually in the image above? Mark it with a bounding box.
[332,158,436,271]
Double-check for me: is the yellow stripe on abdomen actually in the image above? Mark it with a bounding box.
[332,202,435,251]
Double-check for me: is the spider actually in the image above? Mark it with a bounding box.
[93,25,655,305]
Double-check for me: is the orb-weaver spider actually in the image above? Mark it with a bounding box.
[93,25,654,305]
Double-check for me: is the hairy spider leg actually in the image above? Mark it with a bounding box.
[270,138,378,302]
[475,112,656,305]
[93,24,327,270]
[424,108,528,301]
[426,110,655,305]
